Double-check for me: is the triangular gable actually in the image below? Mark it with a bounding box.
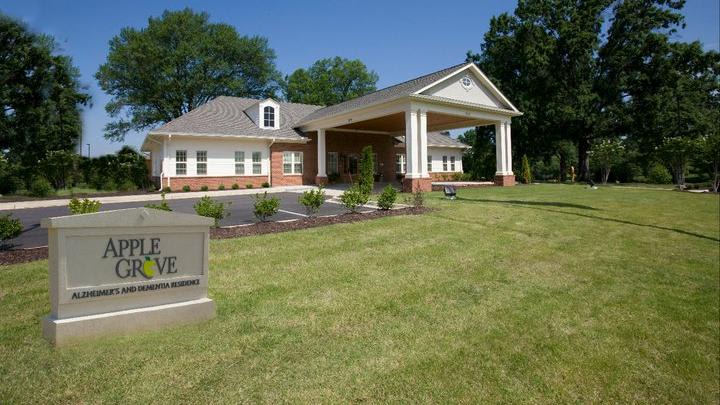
[415,64,519,112]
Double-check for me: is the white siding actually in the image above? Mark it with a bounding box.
[427,147,464,173]
[422,71,506,109]
[163,137,270,177]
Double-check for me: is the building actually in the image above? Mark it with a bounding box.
[141,62,522,192]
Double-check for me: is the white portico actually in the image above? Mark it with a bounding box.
[297,62,522,191]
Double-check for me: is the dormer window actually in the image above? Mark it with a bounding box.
[263,106,275,128]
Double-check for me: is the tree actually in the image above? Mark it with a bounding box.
[283,57,378,106]
[458,127,496,180]
[590,139,624,184]
[658,136,701,187]
[701,132,720,192]
[96,8,280,141]
[0,13,89,176]
[358,146,375,195]
[520,155,533,184]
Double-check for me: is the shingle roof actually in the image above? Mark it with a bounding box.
[395,132,470,149]
[150,96,323,141]
[296,62,469,125]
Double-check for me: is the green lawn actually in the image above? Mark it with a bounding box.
[1,185,718,403]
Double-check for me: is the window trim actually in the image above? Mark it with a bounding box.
[427,155,433,172]
[450,155,456,171]
[196,150,207,175]
[175,150,187,176]
[327,152,338,175]
[283,151,303,175]
[395,154,406,174]
[252,151,263,175]
[263,106,275,128]
[234,151,245,175]
[442,155,448,171]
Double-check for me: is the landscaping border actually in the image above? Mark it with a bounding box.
[0,207,429,266]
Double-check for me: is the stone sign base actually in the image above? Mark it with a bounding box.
[42,297,215,346]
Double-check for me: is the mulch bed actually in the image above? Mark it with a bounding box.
[211,206,430,239]
[0,207,429,266]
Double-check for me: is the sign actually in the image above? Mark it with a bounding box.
[41,208,216,346]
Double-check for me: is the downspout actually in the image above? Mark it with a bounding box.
[268,137,276,186]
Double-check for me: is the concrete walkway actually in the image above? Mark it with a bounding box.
[0,185,317,211]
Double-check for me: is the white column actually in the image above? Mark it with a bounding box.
[495,121,506,175]
[405,109,418,177]
[418,109,429,178]
[317,129,327,178]
[504,122,513,175]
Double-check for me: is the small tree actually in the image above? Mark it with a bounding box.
[358,145,374,195]
[145,192,172,211]
[340,185,369,213]
[377,185,397,210]
[298,187,325,216]
[590,139,624,184]
[68,198,101,215]
[253,192,280,221]
[194,196,231,227]
[520,155,533,184]
[658,136,701,187]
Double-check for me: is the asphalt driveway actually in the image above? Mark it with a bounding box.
[1,192,348,249]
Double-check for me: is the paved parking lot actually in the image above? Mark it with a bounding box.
[2,192,348,249]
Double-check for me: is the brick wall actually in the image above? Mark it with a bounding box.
[163,175,267,191]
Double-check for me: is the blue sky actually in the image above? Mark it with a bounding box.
[1,0,718,156]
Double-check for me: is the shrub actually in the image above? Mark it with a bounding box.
[193,196,230,227]
[298,187,325,216]
[117,179,137,192]
[0,175,22,195]
[411,190,425,208]
[377,185,397,210]
[340,185,369,213]
[0,214,22,249]
[145,192,172,211]
[246,183,254,189]
[29,177,54,197]
[218,184,225,190]
[328,172,341,183]
[231,183,240,190]
[253,192,280,221]
[182,185,191,192]
[521,155,533,184]
[162,186,172,193]
[261,182,270,188]
[68,198,101,215]
[200,185,209,191]
[647,163,672,184]
[358,145,374,195]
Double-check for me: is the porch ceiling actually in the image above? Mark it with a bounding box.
[333,111,495,134]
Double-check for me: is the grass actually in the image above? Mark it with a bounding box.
[1,184,718,403]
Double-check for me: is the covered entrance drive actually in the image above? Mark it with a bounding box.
[296,62,522,192]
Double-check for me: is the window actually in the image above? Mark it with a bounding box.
[442,156,448,171]
[235,151,245,175]
[427,155,433,172]
[175,150,187,175]
[283,151,303,175]
[450,156,456,171]
[347,154,359,175]
[263,106,275,128]
[196,151,207,175]
[327,152,338,175]
[252,151,262,174]
[460,75,474,90]
[395,154,406,174]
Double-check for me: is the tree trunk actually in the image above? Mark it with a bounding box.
[577,138,590,182]
[672,164,685,187]
[601,167,610,184]
[713,161,719,193]
[559,153,567,182]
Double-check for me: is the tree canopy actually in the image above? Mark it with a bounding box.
[96,8,281,141]
[0,13,89,172]
[467,0,719,182]
[283,57,378,106]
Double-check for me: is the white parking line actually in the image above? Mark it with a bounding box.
[278,209,308,218]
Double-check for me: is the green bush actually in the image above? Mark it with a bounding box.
[340,185,369,213]
[358,145,374,195]
[521,155,533,184]
[193,196,230,227]
[117,179,137,192]
[0,175,22,195]
[298,187,325,216]
[200,185,209,191]
[231,183,240,190]
[29,177,54,197]
[253,192,280,221]
[328,172,341,183]
[647,163,672,184]
[145,192,172,211]
[68,198,101,215]
[261,182,270,188]
[377,185,397,210]
[218,184,225,190]
[246,183,254,189]
[405,190,425,208]
[162,186,172,193]
[182,185,191,192]
[0,214,22,249]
